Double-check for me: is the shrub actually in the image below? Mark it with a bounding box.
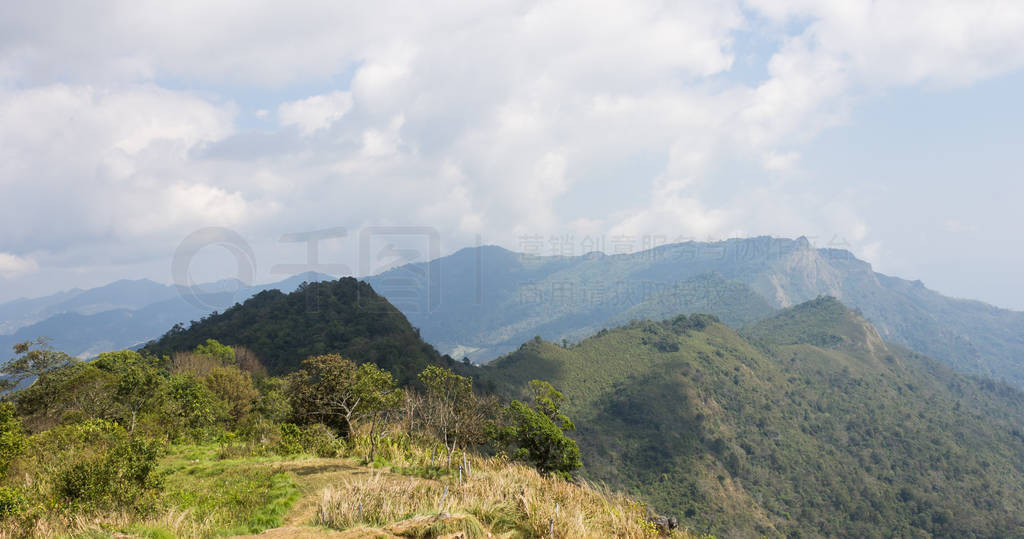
[0,486,27,520]
[0,402,27,477]
[492,381,581,479]
[54,435,163,509]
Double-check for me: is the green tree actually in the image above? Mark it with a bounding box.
[418,365,482,468]
[494,380,581,479]
[286,354,400,455]
[204,366,259,425]
[11,363,117,430]
[1,338,77,392]
[161,374,221,440]
[93,351,165,433]
[194,339,235,364]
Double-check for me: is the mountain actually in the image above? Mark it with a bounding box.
[142,277,459,382]
[482,297,1024,536]
[0,279,178,334]
[368,237,1024,387]
[0,273,336,359]
[366,245,776,363]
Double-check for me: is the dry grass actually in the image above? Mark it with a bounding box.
[0,508,214,538]
[315,441,696,538]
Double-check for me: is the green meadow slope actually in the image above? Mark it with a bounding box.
[485,297,1024,537]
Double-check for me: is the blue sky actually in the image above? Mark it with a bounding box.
[1,1,1023,309]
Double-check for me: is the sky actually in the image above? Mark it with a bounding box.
[1,1,1024,309]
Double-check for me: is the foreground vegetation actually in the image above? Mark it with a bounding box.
[0,332,684,537]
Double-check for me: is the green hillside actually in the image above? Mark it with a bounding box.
[143,278,458,382]
[484,298,1024,537]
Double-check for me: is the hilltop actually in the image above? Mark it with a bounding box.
[143,277,458,382]
[483,298,1024,536]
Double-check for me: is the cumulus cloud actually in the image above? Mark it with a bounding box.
[0,83,239,260]
[0,1,1023,299]
[0,253,38,278]
[278,91,353,134]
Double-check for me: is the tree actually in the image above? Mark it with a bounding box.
[493,380,581,479]
[161,374,221,440]
[11,363,117,431]
[418,365,492,468]
[93,351,165,433]
[194,339,235,364]
[204,366,259,425]
[1,338,77,392]
[286,354,400,458]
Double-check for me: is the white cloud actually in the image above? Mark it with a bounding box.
[0,83,237,257]
[763,151,800,172]
[746,0,1024,88]
[0,253,38,278]
[0,1,1023,300]
[278,91,353,134]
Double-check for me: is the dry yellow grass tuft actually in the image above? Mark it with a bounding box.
[314,449,696,538]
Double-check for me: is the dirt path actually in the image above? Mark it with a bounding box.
[236,457,483,538]
[273,458,368,527]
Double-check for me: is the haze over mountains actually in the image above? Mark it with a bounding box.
[370,236,1024,387]
[0,272,332,358]
[4,236,1024,389]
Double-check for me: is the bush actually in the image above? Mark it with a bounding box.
[24,419,164,511]
[274,423,339,457]
[0,402,27,477]
[0,486,27,520]
[54,436,163,509]
[300,423,340,458]
[492,381,581,479]
[276,423,304,456]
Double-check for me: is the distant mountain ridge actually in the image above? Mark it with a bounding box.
[6,236,1024,387]
[368,237,1024,387]
[0,272,336,358]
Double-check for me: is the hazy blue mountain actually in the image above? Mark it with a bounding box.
[0,272,336,358]
[368,237,1024,387]
[365,245,776,362]
[0,288,85,334]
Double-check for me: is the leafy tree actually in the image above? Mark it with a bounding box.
[161,374,221,440]
[417,365,493,468]
[1,338,77,392]
[493,380,581,479]
[253,376,291,424]
[194,339,235,364]
[286,354,401,454]
[11,363,117,430]
[204,366,259,425]
[93,351,165,433]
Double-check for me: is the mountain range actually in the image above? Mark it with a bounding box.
[367,237,1024,387]
[4,236,1024,389]
[0,272,333,358]
[12,245,1024,535]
